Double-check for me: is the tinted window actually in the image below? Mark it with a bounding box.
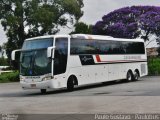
[99,41,125,54]
[70,39,145,55]
[22,38,53,50]
[54,38,68,75]
[124,42,145,54]
[70,39,99,54]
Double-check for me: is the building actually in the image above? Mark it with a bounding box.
[146,47,159,57]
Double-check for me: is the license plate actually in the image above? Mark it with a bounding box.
[31,84,36,88]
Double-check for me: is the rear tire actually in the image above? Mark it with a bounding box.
[67,76,75,91]
[133,71,139,81]
[41,89,46,94]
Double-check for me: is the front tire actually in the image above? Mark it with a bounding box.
[41,89,46,94]
[67,76,75,91]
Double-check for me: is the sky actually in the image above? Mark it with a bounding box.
[0,0,160,47]
[81,0,160,24]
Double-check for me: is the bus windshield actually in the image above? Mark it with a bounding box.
[20,38,53,76]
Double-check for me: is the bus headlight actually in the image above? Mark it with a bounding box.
[20,76,25,81]
[42,76,53,81]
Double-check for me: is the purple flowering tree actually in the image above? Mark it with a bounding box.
[93,6,160,44]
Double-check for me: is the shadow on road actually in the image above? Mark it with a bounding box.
[0,80,140,97]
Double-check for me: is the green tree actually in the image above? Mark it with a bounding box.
[71,22,92,34]
[0,45,2,53]
[0,0,84,59]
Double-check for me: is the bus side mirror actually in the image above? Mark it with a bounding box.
[11,49,21,61]
[47,46,56,58]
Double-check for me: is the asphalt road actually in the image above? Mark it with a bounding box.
[0,76,160,115]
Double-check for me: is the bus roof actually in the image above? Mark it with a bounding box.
[71,34,144,42]
[25,34,144,42]
[25,35,69,41]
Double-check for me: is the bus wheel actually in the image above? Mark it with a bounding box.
[67,76,76,91]
[41,89,46,94]
[133,71,139,81]
[126,71,133,82]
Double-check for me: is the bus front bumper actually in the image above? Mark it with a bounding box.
[20,80,59,89]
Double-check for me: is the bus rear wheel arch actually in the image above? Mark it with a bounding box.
[67,75,78,91]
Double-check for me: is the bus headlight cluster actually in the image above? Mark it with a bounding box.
[42,76,53,81]
[20,76,25,81]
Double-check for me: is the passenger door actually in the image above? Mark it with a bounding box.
[54,38,68,75]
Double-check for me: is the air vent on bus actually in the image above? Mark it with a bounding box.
[141,64,146,75]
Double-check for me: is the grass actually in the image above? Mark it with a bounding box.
[148,57,160,75]
[0,71,19,83]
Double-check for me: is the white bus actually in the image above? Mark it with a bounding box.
[12,34,148,93]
